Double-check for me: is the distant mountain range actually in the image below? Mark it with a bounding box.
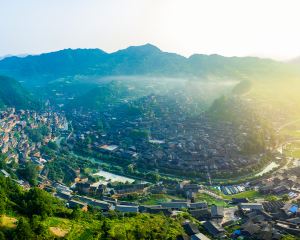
[0,76,38,109]
[0,44,297,86]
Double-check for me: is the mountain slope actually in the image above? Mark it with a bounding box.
[0,76,38,109]
[0,49,108,84]
[0,44,297,86]
[67,81,131,110]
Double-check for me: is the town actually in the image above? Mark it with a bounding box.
[1,102,300,239]
[0,107,68,166]
[69,93,278,181]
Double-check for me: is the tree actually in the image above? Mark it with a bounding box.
[0,194,6,214]
[13,217,35,240]
[127,164,134,174]
[30,215,49,237]
[47,141,58,150]
[96,119,104,131]
[17,162,38,186]
[265,195,278,202]
[282,194,289,202]
[71,207,82,220]
[101,219,110,239]
[0,231,5,240]
[146,172,160,183]
[23,188,56,218]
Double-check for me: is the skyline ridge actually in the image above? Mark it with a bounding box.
[0,43,295,63]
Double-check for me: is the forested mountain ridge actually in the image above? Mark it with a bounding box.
[0,44,297,86]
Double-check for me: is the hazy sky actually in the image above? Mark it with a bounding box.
[1,0,300,60]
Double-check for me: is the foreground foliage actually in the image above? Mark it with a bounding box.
[0,176,184,239]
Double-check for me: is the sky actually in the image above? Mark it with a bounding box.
[1,0,300,60]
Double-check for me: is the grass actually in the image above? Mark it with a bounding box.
[285,142,300,158]
[222,190,262,201]
[195,193,228,207]
[280,128,300,138]
[140,194,185,205]
[290,149,300,158]
[44,217,99,239]
[42,214,185,239]
[0,215,17,230]
[208,186,263,201]
[45,217,71,230]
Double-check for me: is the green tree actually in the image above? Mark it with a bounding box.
[0,231,5,240]
[282,194,289,202]
[13,217,35,240]
[101,219,110,239]
[147,172,160,183]
[30,215,49,237]
[17,162,38,186]
[265,195,278,202]
[71,207,82,220]
[0,194,6,214]
[22,188,58,218]
[47,141,58,150]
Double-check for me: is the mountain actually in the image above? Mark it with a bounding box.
[0,44,297,86]
[0,49,108,85]
[0,76,38,109]
[0,53,29,60]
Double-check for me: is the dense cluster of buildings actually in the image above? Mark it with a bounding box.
[50,174,300,239]
[69,94,276,179]
[0,108,68,165]
[1,89,299,239]
[233,200,300,239]
[253,166,300,199]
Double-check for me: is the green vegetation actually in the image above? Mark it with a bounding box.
[0,45,295,87]
[281,235,300,240]
[44,152,100,185]
[67,81,131,110]
[280,128,300,139]
[285,142,300,158]
[0,175,185,239]
[17,162,38,186]
[222,190,262,201]
[195,193,228,207]
[130,129,150,140]
[0,75,39,109]
[40,213,184,240]
[139,194,184,205]
[25,125,50,143]
[208,95,276,156]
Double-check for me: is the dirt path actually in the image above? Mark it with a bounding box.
[0,215,17,229]
[49,227,69,238]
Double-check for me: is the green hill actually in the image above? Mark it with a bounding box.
[0,75,38,109]
[65,81,132,111]
[0,175,185,240]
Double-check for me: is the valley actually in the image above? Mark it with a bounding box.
[1,45,300,239]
